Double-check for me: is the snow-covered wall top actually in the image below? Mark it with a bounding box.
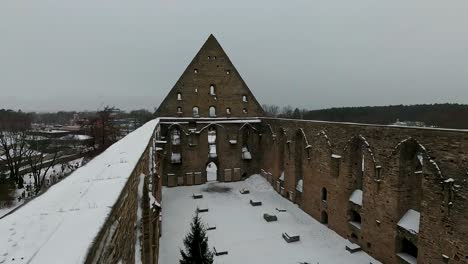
[0,119,159,264]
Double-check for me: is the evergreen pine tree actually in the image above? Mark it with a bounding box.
[179,210,214,264]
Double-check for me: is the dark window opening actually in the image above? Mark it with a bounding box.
[350,210,361,223]
[351,233,358,240]
[321,187,328,201]
[242,108,248,114]
[177,106,182,113]
[226,107,231,115]
[401,238,418,258]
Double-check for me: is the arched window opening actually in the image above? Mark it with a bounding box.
[208,127,217,158]
[321,211,329,225]
[171,129,180,146]
[349,210,362,229]
[177,106,182,114]
[194,68,198,74]
[226,107,231,115]
[226,70,231,75]
[242,108,248,114]
[209,84,216,95]
[321,187,328,201]
[195,88,198,93]
[213,56,217,60]
[241,128,252,160]
[206,162,217,182]
[192,106,199,117]
[207,56,211,60]
[242,95,248,102]
[177,92,182,101]
[209,106,216,117]
[242,145,252,160]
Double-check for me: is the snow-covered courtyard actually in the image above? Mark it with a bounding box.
[159,175,381,264]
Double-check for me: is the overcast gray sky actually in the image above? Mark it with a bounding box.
[1,0,467,112]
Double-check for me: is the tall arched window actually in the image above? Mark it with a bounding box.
[177,107,182,113]
[321,187,328,201]
[192,106,199,117]
[242,95,248,102]
[177,92,182,101]
[209,106,216,117]
[209,84,216,95]
[226,107,231,115]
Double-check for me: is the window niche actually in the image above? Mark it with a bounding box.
[321,187,328,201]
[192,106,199,118]
[242,95,248,102]
[209,106,216,117]
[177,92,182,101]
[177,107,182,114]
[226,107,231,115]
[209,84,216,95]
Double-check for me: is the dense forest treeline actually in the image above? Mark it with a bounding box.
[262,103,468,129]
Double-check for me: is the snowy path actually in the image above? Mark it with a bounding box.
[159,175,381,264]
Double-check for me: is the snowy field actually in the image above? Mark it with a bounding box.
[0,119,158,264]
[159,175,381,264]
[0,157,85,219]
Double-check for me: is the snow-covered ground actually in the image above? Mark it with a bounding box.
[159,175,381,264]
[0,119,158,264]
[0,158,85,219]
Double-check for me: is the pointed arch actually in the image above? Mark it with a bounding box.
[312,130,334,155]
[197,122,227,134]
[165,123,189,137]
[295,128,310,149]
[343,135,378,167]
[390,137,443,181]
[238,122,259,133]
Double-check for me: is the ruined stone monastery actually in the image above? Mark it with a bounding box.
[1,35,467,264]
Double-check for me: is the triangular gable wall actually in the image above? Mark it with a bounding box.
[155,34,265,118]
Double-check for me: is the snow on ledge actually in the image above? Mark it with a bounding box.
[397,209,420,235]
[397,253,417,264]
[349,189,363,206]
[0,119,159,264]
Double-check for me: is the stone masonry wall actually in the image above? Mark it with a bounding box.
[260,118,468,264]
[84,132,162,264]
[159,119,263,187]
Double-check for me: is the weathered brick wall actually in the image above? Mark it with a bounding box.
[84,134,163,264]
[260,118,468,264]
[159,119,263,186]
